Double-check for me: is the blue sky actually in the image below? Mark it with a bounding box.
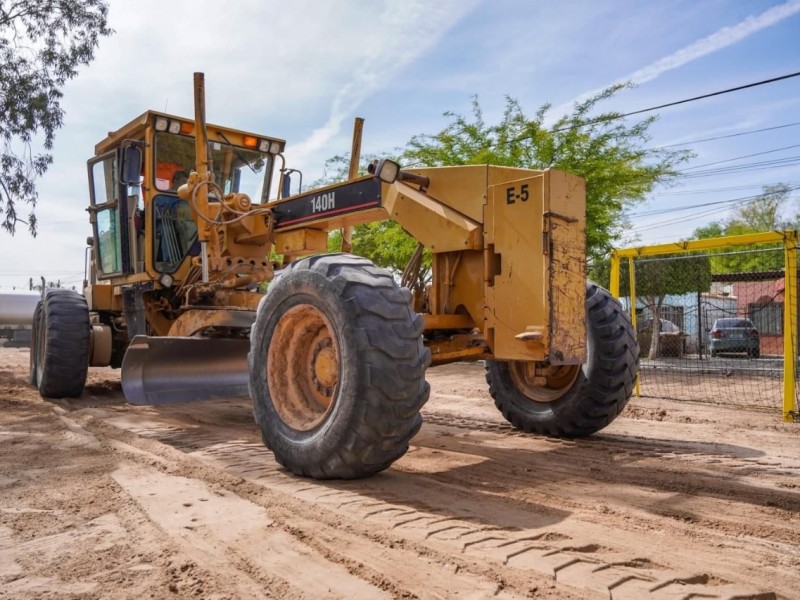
[2,0,799,290]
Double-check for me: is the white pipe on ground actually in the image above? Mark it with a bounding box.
[0,292,39,325]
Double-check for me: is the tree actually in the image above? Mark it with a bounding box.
[403,85,692,261]
[0,0,112,235]
[310,153,382,189]
[310,153,433,289]
[619,255,712,358]
[692,183,794,273]
[731,183,793,232]
[310,85,690,285]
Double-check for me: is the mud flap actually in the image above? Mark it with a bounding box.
[121,335,250,405]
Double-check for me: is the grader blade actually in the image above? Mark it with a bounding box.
[121,335,250,405]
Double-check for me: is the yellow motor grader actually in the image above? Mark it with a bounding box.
[29,74,638,479]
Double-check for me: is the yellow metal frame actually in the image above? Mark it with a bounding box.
[783,231,798,422]
[610,230,798,422]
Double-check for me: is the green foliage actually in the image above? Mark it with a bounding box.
[311,153,432,285]
[730,184,792,232]
[402,85,692,260]
[309,85,690,275]
[0,0,112,235]
[619,255,712,298]
[328,221,431,286]
[617,254,711,359]
[310,152,385,188]
[692,184,793,273]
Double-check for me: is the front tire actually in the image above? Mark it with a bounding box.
[486,282,638,437]
[37,290,91,398]
[249,254,430,479]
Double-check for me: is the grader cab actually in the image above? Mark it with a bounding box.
[29,74,638,479]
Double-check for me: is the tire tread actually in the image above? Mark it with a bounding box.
[486,282,639,437]
[37,290,90,398]
[251,253,429,479]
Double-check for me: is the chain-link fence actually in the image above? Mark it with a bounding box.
[609,232,798,421]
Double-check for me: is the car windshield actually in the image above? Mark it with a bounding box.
[154,131,271,201]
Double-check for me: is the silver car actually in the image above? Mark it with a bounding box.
[709,318,760,358]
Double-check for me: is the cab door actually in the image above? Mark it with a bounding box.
[88,150,126,276]
[87,145,141,277]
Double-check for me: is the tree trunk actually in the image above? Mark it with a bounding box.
[647,295,665,360]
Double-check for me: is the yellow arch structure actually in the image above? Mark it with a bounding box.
[610,230,798,422]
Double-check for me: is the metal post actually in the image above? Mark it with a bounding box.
[628,257,638,330]
[341,117,364,253]
[628,256,640,397]
[697,290,703,360]
[609,252,620,298]
[193,72,212,282]
[783,232,798,421]
[199,242,209,283]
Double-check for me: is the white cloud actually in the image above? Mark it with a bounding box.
[0,0,480,288]
[553,0,800,118]
[626,0,800,85]
[286,0,481,170]
[2,0,799,288]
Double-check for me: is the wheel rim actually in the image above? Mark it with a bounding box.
[267,304,340,431]
[509,361,581,403]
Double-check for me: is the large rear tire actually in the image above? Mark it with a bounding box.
[248,254,430,479]
[486,281,638,437]
[37,290,91,398]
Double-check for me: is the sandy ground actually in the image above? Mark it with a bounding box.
[1,346,799,599]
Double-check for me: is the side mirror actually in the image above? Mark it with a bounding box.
[120,145,142,185]
[281,172,292,199]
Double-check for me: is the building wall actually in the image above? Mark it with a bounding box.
[732,280,784,356]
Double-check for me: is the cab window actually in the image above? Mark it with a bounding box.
[153,131,270,200]
[89,154,122,275]
[152,194,198,274]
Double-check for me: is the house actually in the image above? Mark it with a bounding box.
[731,279,785,356]
[621,290,738,356]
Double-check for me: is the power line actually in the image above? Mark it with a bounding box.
[38,218,88,226]
[655,121,800,148]
[628,185,800,218]
[631,204,747,233]
[551,70,800,133]
[679,156,800,178]
[631,195,766,218]
[629,186,800,233]
[0,270,84,276]
[651,181,800,196]
[681,144,800,172]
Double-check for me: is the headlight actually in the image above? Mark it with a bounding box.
[374,159,400,184]
[270,140,282,154]
[168,120,181,134]
[258,139,270,153]
[155,117,168,131]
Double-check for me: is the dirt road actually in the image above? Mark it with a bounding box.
[1,346,798,599]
